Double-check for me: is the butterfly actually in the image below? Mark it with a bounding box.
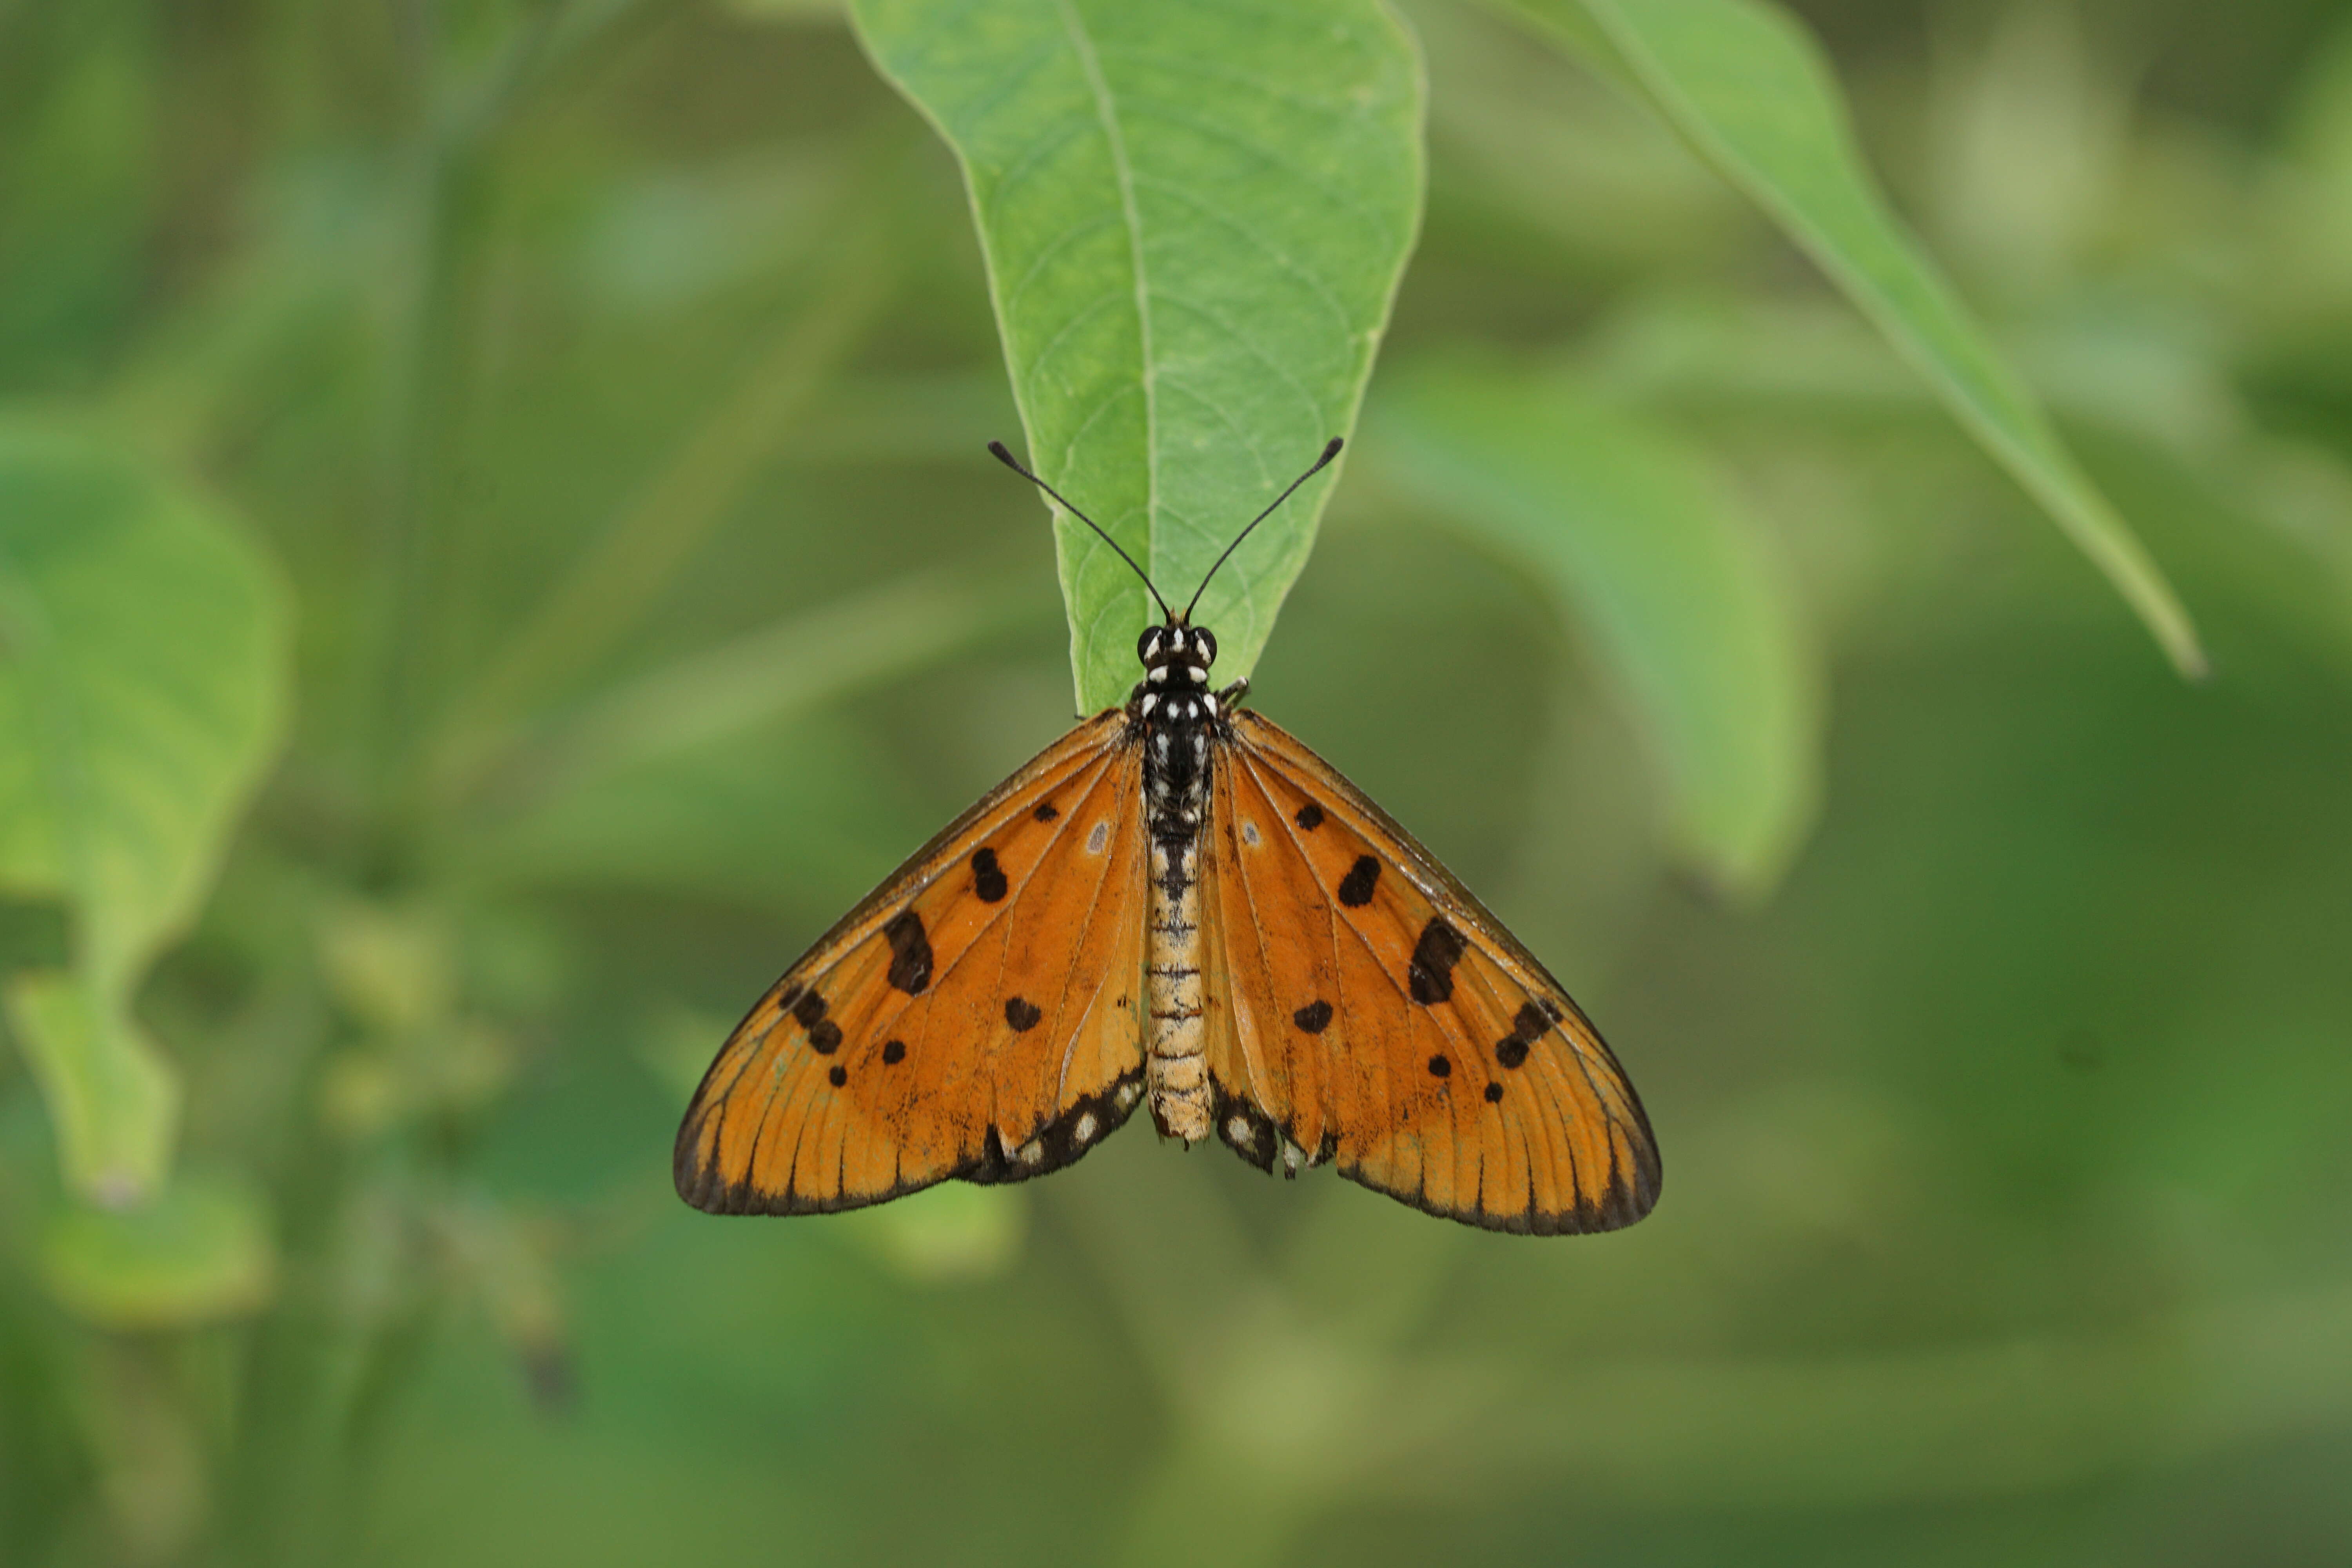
[674,439,1661,1234]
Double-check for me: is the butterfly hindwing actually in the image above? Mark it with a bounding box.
[1200,710,1661,1234]
[675,711,1151,1214]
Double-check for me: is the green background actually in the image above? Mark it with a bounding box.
[4,0,2352,1564]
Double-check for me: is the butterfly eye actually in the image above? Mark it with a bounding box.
[1193,628,1217,666]
[1136,627,1163,666]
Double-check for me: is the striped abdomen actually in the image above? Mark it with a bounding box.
[1143,724,1211,1142]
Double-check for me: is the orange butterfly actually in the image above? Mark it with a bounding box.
[674,440,1660,1234]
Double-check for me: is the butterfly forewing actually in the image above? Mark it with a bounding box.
[1201,711,1661,1234]
[675,712,1151,1213]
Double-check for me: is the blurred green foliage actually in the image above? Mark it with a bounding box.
[1,0,2350,1565]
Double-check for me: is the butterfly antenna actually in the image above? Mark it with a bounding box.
[987,441,1176,623]
[1181,438,1344,624]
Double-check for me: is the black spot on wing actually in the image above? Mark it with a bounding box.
[807,1020,842,1054]
[1407,918,1466,1005]
[792,991,827,1028]
[1295,803,1324,830]
[1337,855,1380,907]
[883,909,932,994]
[1292,1000,1333,1034]
[881,1040,906,1065]
[1497,997,1554,1067]
[971,847,1008,902]
[1427,1053,1452,1078]
[1034,801,1059,822]
[827,1064,847,1087]
[1004,996,1043,1032]
[1483,1082,1504,1103]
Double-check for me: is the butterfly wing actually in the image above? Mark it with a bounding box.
[1198,709,1661,1234]
[675,710,1152,1214]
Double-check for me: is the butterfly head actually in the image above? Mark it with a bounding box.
[1138,622,1216,676]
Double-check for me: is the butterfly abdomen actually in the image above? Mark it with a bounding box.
[1136,628,1223,1145]
[1143,718,1213,1143]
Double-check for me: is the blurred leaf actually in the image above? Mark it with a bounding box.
[38,1173,277,1328]
[473,567,1050,911]
[3,980,176,1206]
[1374,361,1819,893]
[485,567,1044,822]
[1503,0,2208,677]
[0,422,289,1201]
[478,711,929,913]
[849,0,1426,708]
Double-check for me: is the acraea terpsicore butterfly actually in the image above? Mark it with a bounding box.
[674,439,1660,1234]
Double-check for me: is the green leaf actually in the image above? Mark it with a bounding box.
[1503,0,2207,678]
[1374,361,1819,895]
[849,0,1426,709]
[38,1172,277,1328]
[0,422,289,1203]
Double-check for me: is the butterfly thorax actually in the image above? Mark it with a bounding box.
[1129,623,1228,1144]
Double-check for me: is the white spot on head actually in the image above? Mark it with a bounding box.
[1169,629,1187,653]
[1241,820,1261,846]
[1140,692,1159,716]
[1085,820,1110,854]
[1148,665,1169,684]
[1074,1111,1098,1143]
[1225,1114,1256,1147]
[1143,631,1163,661]
[1017,1138,1045,1166]
[1187,665,1208,683]
[1204,693,1220,717]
